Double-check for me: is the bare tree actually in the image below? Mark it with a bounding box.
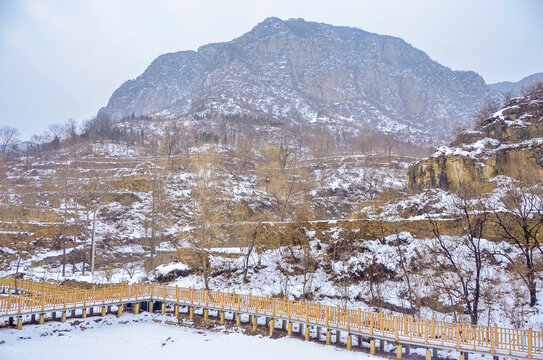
[493,185,543,307]
[426,192,489,324]
[257,142,315,221]
[188,148,225,289]
[0,126,19,161]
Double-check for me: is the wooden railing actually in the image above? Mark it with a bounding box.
[0,280,540,359]
[0,278,76,294]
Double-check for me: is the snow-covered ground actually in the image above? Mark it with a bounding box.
[0,313,377,360]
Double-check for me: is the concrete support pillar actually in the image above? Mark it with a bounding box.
[204,309,209,321]
[426,349,432,360]
[220,311,224,324]
[61,312,66,323]
[269,319,275,337]
[326,331,331,345]
[288,322,293,336]
[189,307,194,320]
[134,303,140,315]
[82,309,87,319]
[175,305,179,318]
[397,344,403,359]
[161,303,166,315]
[101,306,106,317]
[117,305,123,317]
[39,313,45,325]
[252,315,257,331]
[17,317,22,330]
[305,326,310,341]
[370,339,376,355]
[236,314,241,327]
[347,335,352,350]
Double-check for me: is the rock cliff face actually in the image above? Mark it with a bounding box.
[98,17,500,142]
[408,85,543,191]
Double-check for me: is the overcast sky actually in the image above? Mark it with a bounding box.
[1,0,542,140]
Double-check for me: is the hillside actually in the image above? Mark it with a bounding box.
[489,72,543,95]
[408,82,543,191]
[98,17,501,143]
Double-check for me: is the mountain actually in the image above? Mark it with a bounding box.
[98,17,501,142]
[489,73,543,95]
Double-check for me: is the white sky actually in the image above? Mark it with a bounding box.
[1,0,542,140]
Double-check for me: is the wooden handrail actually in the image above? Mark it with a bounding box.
[0,278,541,359]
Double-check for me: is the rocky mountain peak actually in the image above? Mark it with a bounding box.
[98,17,502,143]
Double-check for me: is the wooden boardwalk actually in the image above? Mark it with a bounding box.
[0,278,540,360]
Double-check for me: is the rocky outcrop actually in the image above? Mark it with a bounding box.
[408,85,543,191]
[98,17,500,142]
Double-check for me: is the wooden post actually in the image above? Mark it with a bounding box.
[236,314,241,327]
[82,309,87,318]
[117,304,123,317]
[175,305,179,318]
[326,331,331,345]
[61,311,66,323]
[395,317,399,341]
[347,335,352,350]
[149,301,154,313]
[204,309,209,321]
[39,313,45,325]
[370,312,375,335]
[370,339,376,354]
[134,303,140,315]
[425,320,429,344]
[305,326,310,341]
[189,307,194,320]
[269,319,275,337]
[161,303,165,315]
[456,323,461,349]
[288,322,293,336]
[325,306,329,327]
[219,311,224,324]
[101,306,106,317]
[17,317,22,330]
[397,344,403,359]
[176,285,179,303]
[528,328,533,358]
[252,315,257,330]
[460,354,465,360]
[426,349,431,360]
